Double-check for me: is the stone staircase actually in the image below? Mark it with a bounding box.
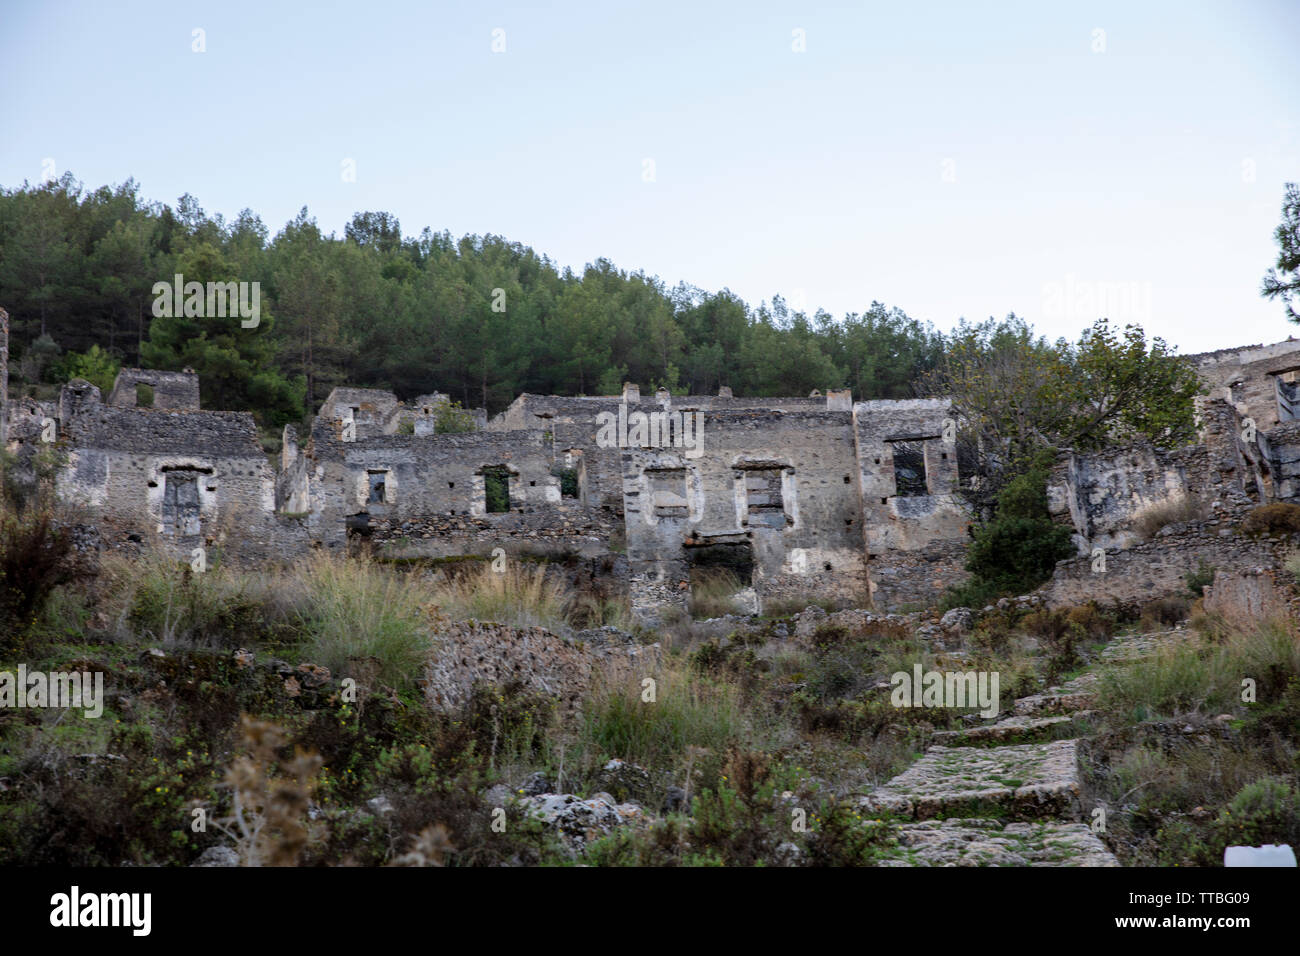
[858,629,1186,866]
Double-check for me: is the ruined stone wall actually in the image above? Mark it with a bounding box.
[621,409,869,617]
[424,618,660,715]
[1037,521,1289,612]
[491,391,835,433]
[316,387,402,440]
[57,405,308,563]
[1061,442,1211,551]
[853,399,971,610]
[107,368,200,411]
[1203,567,1290,620]
[304,422,622,557]
[1260,421,1300,501]
[1193,339,1300,431]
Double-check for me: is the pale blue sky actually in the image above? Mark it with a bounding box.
[3,0,1298,353]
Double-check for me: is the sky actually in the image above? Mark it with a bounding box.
[2,0,1298,354]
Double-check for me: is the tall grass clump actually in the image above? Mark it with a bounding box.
[0,449,75,654]
[296,553,432,691]
[111,551,278,646]
[429,561,570,630]
[1099,616,1300,724]
[578,659,745,785]
[1131,494,1206,539]
[688,568,746,620]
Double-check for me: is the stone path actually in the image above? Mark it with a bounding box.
[861,628,1186,866]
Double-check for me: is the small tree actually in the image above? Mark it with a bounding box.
[947,456,1074,606]
[434,399,476,434]
[58,344,120,395]
[1262,182,1300,323]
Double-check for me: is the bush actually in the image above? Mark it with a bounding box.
[1240,502,1300,535]
[1099,644,1214,722]
[959,464,1075,600]
[1185,560,1215,598]
[1098,615,1300,724]
[578,661,742,786]
[120,553,280,646]
[1213,778,1300,851]
[0,500,73,653]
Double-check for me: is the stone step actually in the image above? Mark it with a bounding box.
[861,739,1083,822]
[930,712,1096,748]
[878,818,1118,867]
[1013,691,1097,717]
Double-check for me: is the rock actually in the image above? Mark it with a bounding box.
[596,758,652,800]
[233,648,254,669]
[520,772,551,796]
[296,663,331,689]
[940,607,973,634]
[661,786,689,814]
[519,792,649,852]
[773,841,803,867]
[191,846,239,867]
[366,795,395,816]
[483,784,512,807]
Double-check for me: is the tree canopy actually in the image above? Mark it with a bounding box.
[0,174,1200,451]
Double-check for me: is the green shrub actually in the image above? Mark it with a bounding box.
[957,464,1074,601]
[1213,777,1300,850]
[1184,560,1215,597]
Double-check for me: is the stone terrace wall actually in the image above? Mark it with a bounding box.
[424,619,660,715]
[1037,521,1292,612]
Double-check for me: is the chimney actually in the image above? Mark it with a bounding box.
[622,382,640,403]
[826,388,852,411]
[655,387,671,407]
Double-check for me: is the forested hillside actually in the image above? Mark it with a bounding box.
[0,174,945,426]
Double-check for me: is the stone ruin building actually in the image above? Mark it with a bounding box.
[6,336,1300,619]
